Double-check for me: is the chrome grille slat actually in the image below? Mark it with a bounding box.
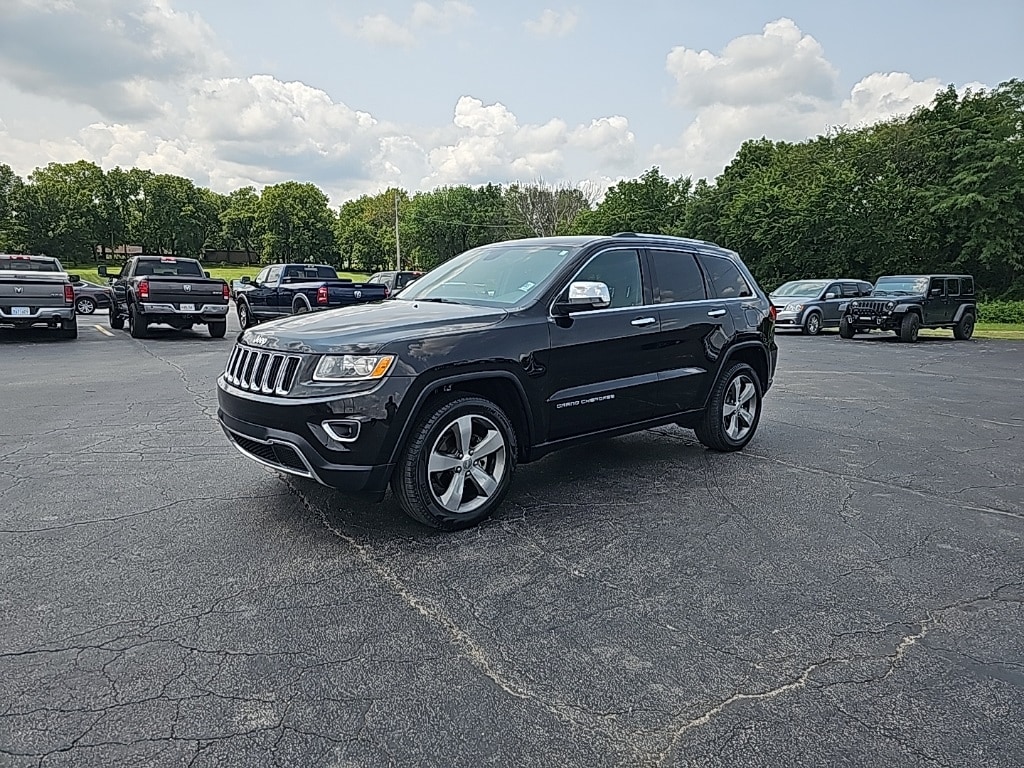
[224,345,302,396]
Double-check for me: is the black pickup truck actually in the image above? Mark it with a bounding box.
[0,253,79,339]
[234,263,388,330]
[100,255,230,339]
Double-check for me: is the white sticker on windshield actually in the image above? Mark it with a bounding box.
[519,282,535,291]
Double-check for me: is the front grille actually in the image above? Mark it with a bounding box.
[854,300,891,314]
[224,346,302,395]
[230,433,311,477]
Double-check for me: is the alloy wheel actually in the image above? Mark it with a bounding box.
[76,297,96,314]
[723,374,758,442]
[427,414,507,515]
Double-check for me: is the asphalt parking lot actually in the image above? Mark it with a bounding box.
[2,317,1022,767]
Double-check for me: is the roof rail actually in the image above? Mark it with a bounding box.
[611,231,718,247]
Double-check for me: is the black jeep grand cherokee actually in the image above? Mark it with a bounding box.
[217,233,778,529]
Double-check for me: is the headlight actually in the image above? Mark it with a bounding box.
[886,301,896,311]
[784,302,804,312]
[851,301,860,309]
[313,354,395,382]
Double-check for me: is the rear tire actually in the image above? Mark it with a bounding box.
[293,300,310,315]
[953,313,975,340]
[128,303,149,339]
[60,318,78,340]
[208,320,227,338]
[899,313,920,343]
[694,363,762,452]
[839,316,855,339]
[391,394,518,531]
[76,297,96,315]
[802,312,822,336]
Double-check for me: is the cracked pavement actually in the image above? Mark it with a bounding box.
[1,322,1022,767]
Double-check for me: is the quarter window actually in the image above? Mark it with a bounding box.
[649,249,707,304]
[570,249,643,309]
[697,255,752,299]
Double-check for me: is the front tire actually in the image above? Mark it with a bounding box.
[237,301,254,330]
[839,316,855,339]
[109,307,125,330]
[694,363,763,452]
[899,313,920,343]
[391,395,518,530]
[76,297,96,315]
[128,303,149,339]
[802,312,822,336]
[953,313,975,340]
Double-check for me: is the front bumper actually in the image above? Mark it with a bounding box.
[846,312,898,330]
[774,309,804,327]
[216,376,414,494]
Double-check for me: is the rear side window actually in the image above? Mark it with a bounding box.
[946,278,960,296]
[648,249,707,303]
[961,277,974,295]
[697,254,752,299]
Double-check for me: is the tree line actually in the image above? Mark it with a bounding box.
[0,80,1020,297]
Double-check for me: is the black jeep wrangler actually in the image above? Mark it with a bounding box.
[216,233,778,530]
[839,274,977,343]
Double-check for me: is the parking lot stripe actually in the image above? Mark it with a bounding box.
[94,325,114,337]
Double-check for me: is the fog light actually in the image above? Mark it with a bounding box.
[322,419,360,442]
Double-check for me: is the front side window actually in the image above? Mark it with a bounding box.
[255,268,270,285]
[698,255,752,299]
[266,267,282,284]
[649,249,707,304]
[569,249,643,309]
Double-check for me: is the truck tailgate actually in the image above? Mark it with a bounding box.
[146,277,225,307]
[329,283,388,305]
[0,275,71,311]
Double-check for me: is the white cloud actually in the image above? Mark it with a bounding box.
[524,9,579,39]
[655,18,957,180]
[0,0,225,119]
[345,1,475,48]
[666,17,837,108]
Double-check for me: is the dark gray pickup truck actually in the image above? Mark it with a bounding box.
[100,255,230,339]
[0,254,79,339]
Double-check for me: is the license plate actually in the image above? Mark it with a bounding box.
[179,303,196,312]
[858,316,873,321]
[11,307,30,316]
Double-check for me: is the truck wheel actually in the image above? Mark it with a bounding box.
[391,394,518,531]
[953,313,975,340]
[899,313,920,343]
[293,300,310,314]
[839,316,855,339]
[694,362,762,452]
[128,303,149,339]
[110,307,125,330]
[801,312,822,336]
[60,317,78,340]
[237,301,254,329]
[208,320,227,338]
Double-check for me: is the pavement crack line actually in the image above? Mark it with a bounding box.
[281,478,628,749]
[652,584,1021,766]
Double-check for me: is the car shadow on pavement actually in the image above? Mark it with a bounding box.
[0,329,77,344]
[282,431,709,544]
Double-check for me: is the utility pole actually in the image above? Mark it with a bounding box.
[394,189,401,272]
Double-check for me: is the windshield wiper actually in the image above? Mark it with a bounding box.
[417,297,464,305]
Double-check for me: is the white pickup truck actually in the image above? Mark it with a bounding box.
[0,254,78,339]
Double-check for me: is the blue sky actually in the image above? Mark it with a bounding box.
[0,1,1019,203]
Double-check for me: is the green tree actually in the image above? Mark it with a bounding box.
[257,181,337,263]
[20,160,107,263]
[136,173,218,257]
[572,167,691,236]
[220,186,261,264]
[0,164,25,251]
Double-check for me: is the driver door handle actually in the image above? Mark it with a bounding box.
[630,317,657,327]
[707,308,727,318]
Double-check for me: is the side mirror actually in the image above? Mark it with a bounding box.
[97,265,107,277]
[240,276,251,284]
[68,274,80,283]
[825,292,837,300]
[556,281,611,314]
[930,287,942,296]
[204,271,211,278]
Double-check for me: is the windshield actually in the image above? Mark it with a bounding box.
[772,280,828,297]
[872,277,929,296]
[396,243,581,307]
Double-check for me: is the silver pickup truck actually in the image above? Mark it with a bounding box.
[0,254,78,339]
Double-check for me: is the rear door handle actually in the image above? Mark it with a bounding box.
[630,317,657,327]
[707,309,727,318]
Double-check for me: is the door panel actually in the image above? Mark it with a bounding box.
[545,310,663,440]
[923,279,948,324]
[655,302,732,410]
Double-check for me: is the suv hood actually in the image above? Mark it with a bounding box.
[240,299,508,354]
